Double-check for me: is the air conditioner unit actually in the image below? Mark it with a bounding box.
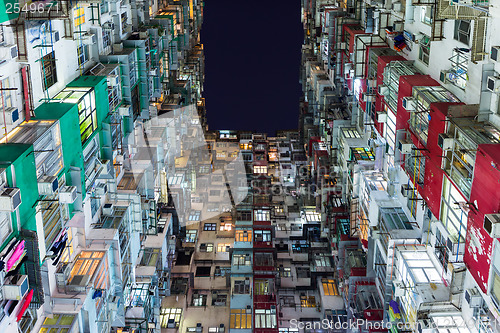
[362,93,376,102]
[2,107,19,125]
[393,21,404,31]
[118,105,131,116]
[487,76,500,93]
[0,45,18,60]
[491,46,500,62]
[401,184,412,197]
[38,175,59,195]
[377,112,387,123]
[447,235,465,256]
[59,186,78,204]
[392,2,402,12]
[0,188,21,212]
[484,214,500,238]
[2,275,29,300]
[108,296,120,311]
[83,34,97,45]
[378,85,389,95]
[103,22,115,30]
[398,140,413,154]
[102,203,114,216]
[393,281,404,297]
[95,183,108,196]
[149,68,158,76]
[438,133,454,150]
[47,31,60,43]
[465,288,482,308]
[402,97,416,111]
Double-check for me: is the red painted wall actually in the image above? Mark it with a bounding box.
[464,143,500,292]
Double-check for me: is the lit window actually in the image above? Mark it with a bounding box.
[253,165,267,174]
[188,210,201,221]
[232,254,251,266]
[219,222,232,231]
[254,209,270,221]
[255,309,277,329]
[230,309,251,329]
[160,308,182,328]
[191,293,207,306]
[204,223,216,231]
[217,243,231,252]
[185,230,197,243]
[254,230,272,242]
[254,279,271,295]
[322,279,339,296]
[199,243,213,252]
[279,267,292,278]
[300,295,316,307]
[235,229,252,242]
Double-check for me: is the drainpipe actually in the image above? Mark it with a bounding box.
[405,0,414,24]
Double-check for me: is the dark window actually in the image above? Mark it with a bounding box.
[454,20,471,45]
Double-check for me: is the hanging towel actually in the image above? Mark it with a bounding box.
[6,240,25,272]
[52,239,66,266]
[16,289,33,322]
[92,289,103,299]
[5,256,28,278]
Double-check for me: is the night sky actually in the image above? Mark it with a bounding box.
[201,0,303,136]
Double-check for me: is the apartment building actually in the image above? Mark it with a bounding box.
[1,0,500,332]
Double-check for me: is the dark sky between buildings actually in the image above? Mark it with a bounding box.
[200,0,303,136]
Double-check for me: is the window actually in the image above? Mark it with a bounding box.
[191,293,207,306]
[254,279,271,295]
[233,254,251,266]
[211,291,227,306]
[235,229,252,242]
[77,44,89,67]
[41,51,57,90]
[254,253,273,267]
[454,20,471,45]
[102,28,111,49]
[230,309,251,329]
[254,209,270,221]
[0,78,12,111]
[300,295,316,307]
[440,177,467,242]
[280,295,295,307]
[204,223,216,231]
[296,266,311,278]
[185,230,197,243]
[0,213,12,245]
[314,253,331,267]
[199,243,213,252]
[40,314,77,332]
[420,6,434,25]
[234,279,250,294]
[214,266,230,277]
[255,309,277,329]
[219,222,232,231]
[73,6,85,30]
[236,210,252,222]
[322,279,339,296]
[279,267,292,277]
[188,210,201,221]
[253,165,267,174]
[68,251,106,286]
[418,36,430,66]
[217,243,230,252]
[254,230,271,242]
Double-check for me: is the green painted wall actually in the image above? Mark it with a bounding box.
[0,144,38,232]
[0,0,19,24]
[34,103,85,199]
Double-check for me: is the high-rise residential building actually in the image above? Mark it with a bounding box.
[0,0,499,332]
